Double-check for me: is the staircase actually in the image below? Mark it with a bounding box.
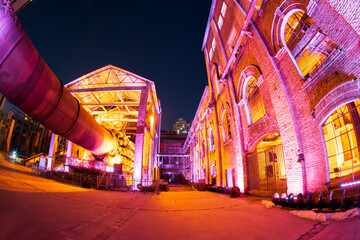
[23,153,44,167]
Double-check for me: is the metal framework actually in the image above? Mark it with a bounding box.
[65,65,160,141]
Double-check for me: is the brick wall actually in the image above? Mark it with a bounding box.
[325,0,360,36]
[187,0,360,195]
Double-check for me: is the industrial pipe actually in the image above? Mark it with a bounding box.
[0,2,116,156]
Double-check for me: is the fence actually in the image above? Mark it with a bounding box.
[1,151,160,191]
[30,166,131,190]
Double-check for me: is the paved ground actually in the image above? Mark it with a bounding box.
[1,159,360,240]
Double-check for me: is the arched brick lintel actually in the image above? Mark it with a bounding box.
[245,125,280,152]
[312,79,360,124]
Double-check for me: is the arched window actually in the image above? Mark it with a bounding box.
[322,101,360,186]
[201,140,205,158]
[272,2,337,79]
[211,164,216,177]
[222,111,232,142]
[282,10,335,78]
[237,66,266,126]
[209,126,215,152]
[246,76,266,125]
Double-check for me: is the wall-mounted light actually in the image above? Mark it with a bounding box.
[297,152,304,163]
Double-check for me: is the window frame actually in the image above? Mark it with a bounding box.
[280,9,336,79]
[322,101,360,185]
[242,75,266,126]
[208,125,215,152]
[218,15,224,30]
[221,110,232,143]
[249,0,264,10]
[221,2,227,17]
[209,38,216,60]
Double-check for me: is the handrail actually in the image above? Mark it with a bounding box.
[23,153,44,163]
[106,172,114,189]
[97,171,106,189]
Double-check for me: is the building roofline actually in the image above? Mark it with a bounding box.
[201,0,217,51]
[183,86,209,148]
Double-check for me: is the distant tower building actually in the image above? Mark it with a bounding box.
[157,130,191,183]
[173,118,191,134]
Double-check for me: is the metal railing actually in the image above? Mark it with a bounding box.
[29,167,130,190]
[23,153,45,167]
[0,151,158,191]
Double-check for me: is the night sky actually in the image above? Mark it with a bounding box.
[16,0,211,130]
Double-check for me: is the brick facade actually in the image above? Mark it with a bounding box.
[184,0,360,196]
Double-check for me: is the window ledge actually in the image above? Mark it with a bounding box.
[224,138,233,146]
[302,47,344,89]
[248,113,269,129]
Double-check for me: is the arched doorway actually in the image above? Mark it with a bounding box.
[322,101,360,187]
[246,134,287,193]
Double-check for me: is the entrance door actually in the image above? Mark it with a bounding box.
[247,144,287,193]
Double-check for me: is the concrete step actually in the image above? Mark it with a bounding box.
[168,184,194,192]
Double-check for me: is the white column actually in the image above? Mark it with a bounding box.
[65,140,72,172]
[47,133,58,171]
[133,84,150,188]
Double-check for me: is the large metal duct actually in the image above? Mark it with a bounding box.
[0,2,116,156]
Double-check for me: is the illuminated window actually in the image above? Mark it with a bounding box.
[223,111,232,142]
[211,164,216,176]
[209,49,214,60]
[214,73,220,94]
[218,15,224,30]
[209,38,216,60]
[217,60,222,77]
[227,26,241,57]
[202,141,205,157]
[227,27,238,49]
[282,11,336,78]
[246,76,266,125]
[248,0,264,10]
[221,2,227,17]
[209,126,215,152]
[211,38,216,50]
[323,101,360,185]
[218,1,226,30]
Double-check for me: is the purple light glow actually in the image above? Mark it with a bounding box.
[340,180,360,188]
[66,157,114,172]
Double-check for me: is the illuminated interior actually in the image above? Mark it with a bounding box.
[209,126,215,152]
[64,65,159,179]
[221,2,227,17]
[223,111,232,142]
[246,76,266,125]
[284,11,335,78]
[248,0,264,10]
[211,163,216,177]
[323,101,360,186]
[246,134,287,193]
